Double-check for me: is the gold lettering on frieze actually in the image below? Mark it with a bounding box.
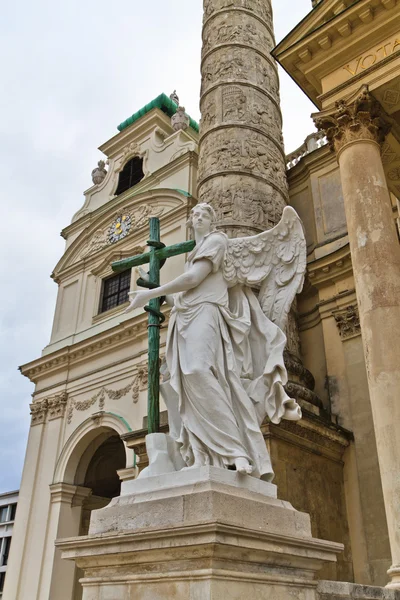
[343,36,400,77]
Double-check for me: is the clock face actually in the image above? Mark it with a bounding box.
[108,215,131,244]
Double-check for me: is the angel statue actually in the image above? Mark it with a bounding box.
[126,203,306,481]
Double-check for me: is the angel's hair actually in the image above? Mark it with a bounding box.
[186,203,217,231]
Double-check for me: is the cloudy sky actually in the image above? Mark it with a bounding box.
[0,0,316,493]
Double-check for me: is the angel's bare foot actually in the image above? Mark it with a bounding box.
[235,457,253,475]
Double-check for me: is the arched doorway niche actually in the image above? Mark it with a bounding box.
[54,412,132,486]
[49,413,132,600]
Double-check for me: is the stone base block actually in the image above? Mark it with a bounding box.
[58,467,343,600]
[317,580,400,599]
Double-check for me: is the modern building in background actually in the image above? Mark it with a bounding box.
[0,491,18,598]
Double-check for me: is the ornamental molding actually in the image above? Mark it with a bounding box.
[48,392,68,420]
[109,143,150,198]
[90,246,145,278]
[313,85,392,154]
[307,241,352,287]
[66,365,148,424]
[30,392,68,426]
[80,204,164,260]
[30,399,48,426]
[333,304,361,339]
[20,313,153,384]
[55,189,190,282]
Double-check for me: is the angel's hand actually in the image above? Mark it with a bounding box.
[125,290,152,313]
[138,267,149,282]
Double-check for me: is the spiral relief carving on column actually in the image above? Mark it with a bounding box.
[198,0,288,236]
[198,0,318,401]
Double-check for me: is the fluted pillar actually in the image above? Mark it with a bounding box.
[315,86,400,589]
[198,0,288,237]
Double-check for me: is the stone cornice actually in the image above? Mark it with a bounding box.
[273,0,400,107]
[20,312,153,384]
[99,109,198,159]
[50,483,91,506]
[61,155,197,242]
[307,241,352,286]
[54,188,194,283]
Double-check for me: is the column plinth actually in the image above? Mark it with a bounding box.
[315,86,400,589]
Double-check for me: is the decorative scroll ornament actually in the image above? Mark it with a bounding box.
[313,85,392,154]
[333,305,361,340]
[67,367,148,424]
[122,142,141,159]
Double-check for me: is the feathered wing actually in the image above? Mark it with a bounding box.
[223,206,307,332]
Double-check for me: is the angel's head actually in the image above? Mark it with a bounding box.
[187,203,217,235]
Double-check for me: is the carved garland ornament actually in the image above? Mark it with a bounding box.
[66,366,148,424]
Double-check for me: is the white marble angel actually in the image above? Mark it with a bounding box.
[127,203,306,481]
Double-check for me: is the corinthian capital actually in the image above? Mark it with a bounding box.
[313,85,392,154]
[30,399,49,426]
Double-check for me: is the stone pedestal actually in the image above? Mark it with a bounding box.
[58,467,342,599]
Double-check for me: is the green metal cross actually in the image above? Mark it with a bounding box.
[111,218,195,434]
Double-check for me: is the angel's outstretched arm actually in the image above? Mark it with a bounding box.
[126,259,212,313]
[137,267,175,307]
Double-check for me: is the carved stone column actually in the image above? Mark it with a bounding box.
[198,0,317,405]
[315,85,400,590]
[198,0,287,237]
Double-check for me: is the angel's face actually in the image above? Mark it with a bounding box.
[192,207,212,235]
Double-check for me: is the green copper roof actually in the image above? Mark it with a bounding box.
[117,93,199,134]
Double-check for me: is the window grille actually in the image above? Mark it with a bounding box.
[100,270,131,313]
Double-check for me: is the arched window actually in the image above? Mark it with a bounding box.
[115,156,144,195]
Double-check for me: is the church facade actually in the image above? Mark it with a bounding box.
[4,0,400,598]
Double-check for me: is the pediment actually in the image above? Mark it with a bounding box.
[52,189,190,281]
[273,0,400,107]
[274,0,359,55]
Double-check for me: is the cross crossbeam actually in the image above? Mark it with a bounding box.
[111,218,195,434]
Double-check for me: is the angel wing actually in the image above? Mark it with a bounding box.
[223,206,307,332]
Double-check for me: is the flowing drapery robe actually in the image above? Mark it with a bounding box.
[160,231,300,481]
